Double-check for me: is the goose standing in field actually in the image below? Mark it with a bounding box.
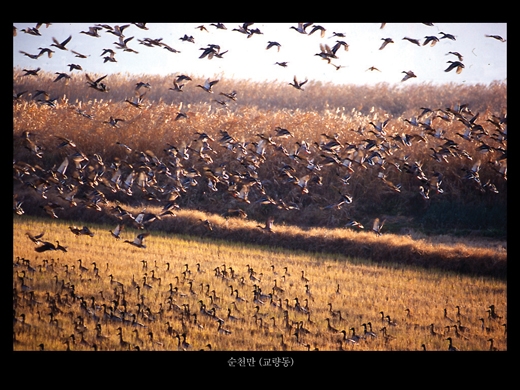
[326,318,339,333]
[216,318,232,335]
[117,327,131,350]
[362,323,377,338]
[446,337,458,351]
[124,233,149,249]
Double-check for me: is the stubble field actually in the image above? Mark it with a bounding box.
[13,70,507,352]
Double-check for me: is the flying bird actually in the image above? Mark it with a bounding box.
[372,218,385,236]
[50,35,72,51]
[444,61,465,74]
[289,76,308,90]
[197,78,219,93]
[401,70,417,82]
[266,41,281,51]
[379,38,394,50]
[124,233,149,249]
[485,34,506,42]
[402,37,421,46]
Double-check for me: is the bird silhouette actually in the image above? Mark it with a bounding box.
[444,61,465,74]
[289,76,308,90]
[50,35,72,51]
[124,233,149,248]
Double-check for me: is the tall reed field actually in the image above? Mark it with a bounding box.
[13,70,507,352]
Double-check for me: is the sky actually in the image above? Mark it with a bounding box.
[13,22,507,86]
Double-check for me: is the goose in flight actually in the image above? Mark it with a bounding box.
[104,116,125,127]
[485,34,506,42]
[35,241,56,252]
[125,91,146,109]
[232,22,254,35]
[257,216,274,233]
[81,26,102,37]
[379,38,394,50]
[71,50,88,58]
[69,226,95,237]
[86,74,109,92]
[266,41,281,51]
[110,223,124,239]
[19,50,41,59]
[345,220,364,229]
[372,218,385,236]
[289,76,308,90]
[51,35,72,51]
[26,232,45,245]
[197,78,219,93]
[401,70,417,82]
[423,36,439,46]
[447,51,464,61]
[308,24,326,38]
[402,37,421,46]
[439,32,456,40]
[22,67,41,77]
[290,22,312,34]
[444,61,465,74]
[124,233,149,249]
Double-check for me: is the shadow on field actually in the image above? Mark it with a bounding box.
[16,201,506,281]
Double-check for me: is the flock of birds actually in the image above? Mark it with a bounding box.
[13,23,507,351]
[14,22,506,91]
[13,97,507,244]
[13,242,506,351]
[13,22,507,234]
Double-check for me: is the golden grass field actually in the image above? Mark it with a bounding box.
[13,211,506,352]
[13,70,507,352]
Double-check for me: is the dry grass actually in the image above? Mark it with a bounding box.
[13,70,507,353]
[13,215,506,351]
[13,71,507,237]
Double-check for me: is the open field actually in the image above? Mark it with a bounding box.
[14,68,507,353]
[13,215,506,351]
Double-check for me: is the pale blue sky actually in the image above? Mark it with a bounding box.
[13,23,507,86]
